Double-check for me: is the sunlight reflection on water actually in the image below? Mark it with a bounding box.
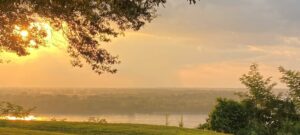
[43,114,207,128]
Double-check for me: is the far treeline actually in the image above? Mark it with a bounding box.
[200,64,300,135]
[0,88,236,115]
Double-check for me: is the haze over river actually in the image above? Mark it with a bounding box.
[0,88,263,128]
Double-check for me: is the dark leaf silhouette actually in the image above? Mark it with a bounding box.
[0,0,197,74]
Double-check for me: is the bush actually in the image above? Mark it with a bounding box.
[207,98,249,134]
[237,120,269,135]
[198,123,209,130]
[277,121,300,135]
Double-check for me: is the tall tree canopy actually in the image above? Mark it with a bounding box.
[0,0,197,74]
[200,64,300,135]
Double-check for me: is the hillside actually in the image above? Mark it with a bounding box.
[0,127,73,135]
[0,120,226,135]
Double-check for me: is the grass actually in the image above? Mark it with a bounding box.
[0,127,73,135]
[0,120,226,135]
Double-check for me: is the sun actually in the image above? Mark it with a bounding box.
[14,25,29,39]
[5,18,70,62]
[20,30,29,38]
[14,22,52,39]
[3,21,61,61]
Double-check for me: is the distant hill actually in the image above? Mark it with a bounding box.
[0,88,240,115]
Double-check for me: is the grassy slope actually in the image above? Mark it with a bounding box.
[0,120,226,135]
[0,127,73,135]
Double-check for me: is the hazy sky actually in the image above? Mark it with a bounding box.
[1,0,300,88]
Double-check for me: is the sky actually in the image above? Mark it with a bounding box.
[0,0,300,88]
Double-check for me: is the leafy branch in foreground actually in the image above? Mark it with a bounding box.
[0,0,197,75]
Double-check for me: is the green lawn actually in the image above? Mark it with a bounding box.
[0,127,73,135]
[0,120,226,135]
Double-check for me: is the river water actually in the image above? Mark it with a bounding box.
[42,114,208,128]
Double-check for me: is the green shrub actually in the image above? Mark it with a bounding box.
[207,98,249,134]
[277,121,300,135]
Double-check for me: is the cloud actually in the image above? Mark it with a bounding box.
[247,45,298,58]
[178,62,283,88]
[281,36,300,45]
[2,0,300,88]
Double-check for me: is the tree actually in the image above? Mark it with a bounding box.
[0,102,35,118]
[279,67,300,113]
[239,64,276,105]
[201,64,300,135]
[0,0,197,74]
[239,64,284,134]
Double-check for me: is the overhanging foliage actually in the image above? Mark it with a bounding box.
[0,0,197,74]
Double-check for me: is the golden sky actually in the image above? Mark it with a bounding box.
[0,0,299,88]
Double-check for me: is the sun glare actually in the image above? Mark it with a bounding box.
[20,30,29,38]
[14,22,52,42]
[6,21,66,62]
[29,22,52,40]
[1,115,42,121]
[29,40,37,47]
